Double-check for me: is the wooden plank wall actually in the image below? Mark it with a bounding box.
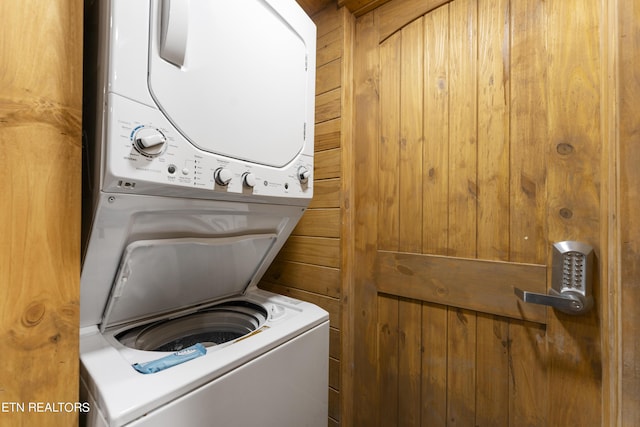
[0,1,83,426]
[619,0,640,424]
[260,3,350,426]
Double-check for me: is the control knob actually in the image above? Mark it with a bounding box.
[298,166,311,183]
[133,127,166,157]
[242,172,256,188]
[214,167,233,186]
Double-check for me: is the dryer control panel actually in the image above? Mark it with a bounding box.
[103,94,313,203]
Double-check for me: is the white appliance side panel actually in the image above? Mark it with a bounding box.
[148,0,315,168]
[126,322,329,427]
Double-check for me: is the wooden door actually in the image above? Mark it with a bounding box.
[351,0,608,425]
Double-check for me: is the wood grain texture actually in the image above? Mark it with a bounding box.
[315,118,342,151]
[317,27,344,66]
[375,251,547,322]
[297,0,335,17]
[544,1,603,425]
[422,4,449,256]
[351,10,380,426]
[509,0,548,265]
[0,0,82,425]
[477,0,510,262]
[377,0,449,41]
[262,260,341,297]
[398,298,421,426]
[339,0,392,17]
[475,314,509,427]
[315,148,342,179]
[619,0,640,423]
[378,31,401,252]
[316,88,342,123]
[317,59,342,95]
[448,0,477,258]
[293,208,341,238]
[329,357,341,389]
[338,7,356,426]
[447,308,476,427]
[421,303,448,426]
[277,236,340,268]
[308,178,341,208]
[377,295,399,425]
[398,18,424,254]
[509,320,548,426]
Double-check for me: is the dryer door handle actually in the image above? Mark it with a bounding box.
[160,0,189,67]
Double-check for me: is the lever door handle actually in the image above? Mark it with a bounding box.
[514,288,591,315]
[514,241,595,316]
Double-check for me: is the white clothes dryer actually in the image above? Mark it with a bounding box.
[80,1,327,426]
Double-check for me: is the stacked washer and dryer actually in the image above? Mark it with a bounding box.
[80,1,328,426]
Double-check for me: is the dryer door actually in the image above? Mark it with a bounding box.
[147,0,313,168]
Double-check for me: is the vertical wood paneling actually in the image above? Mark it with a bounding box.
[475,2,511,426]
[448,0,478,258]
[477,0,510,261]
[398,299,421,426]
[352,10,380,426]
[378,295,399,425]
[339,7,356,424]
[379,32,401,251]
[475,315,509,427]
[619,0,640,423]
[509,320,548,426]
[447,308,477,426]
[507,1,552,423]
[421,303,448,426]
[422,4,449,256]
[399,18,424,253]
[509,0,547,265]
[544,0,602,425]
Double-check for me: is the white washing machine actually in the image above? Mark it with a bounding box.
[80,1,327,426]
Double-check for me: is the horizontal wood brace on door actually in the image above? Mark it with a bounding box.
[375,251,548,324]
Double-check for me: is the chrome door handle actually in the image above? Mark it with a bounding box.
[514,287,591,314]
[514,241,594,315]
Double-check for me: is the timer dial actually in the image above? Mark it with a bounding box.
[297,166,311,183]
[133,127,166,157]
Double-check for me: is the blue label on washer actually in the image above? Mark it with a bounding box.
[132,343,207,374]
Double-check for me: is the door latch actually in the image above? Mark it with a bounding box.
[514,241,594,315]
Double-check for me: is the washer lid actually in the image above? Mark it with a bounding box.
[101,234,276,331]
[148,0,312,168]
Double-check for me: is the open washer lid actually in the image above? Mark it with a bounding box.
[101,234,276,331]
